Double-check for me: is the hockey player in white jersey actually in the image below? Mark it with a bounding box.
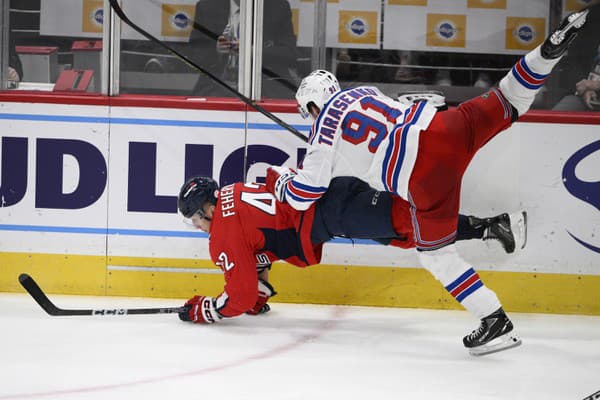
[266,10,589,356]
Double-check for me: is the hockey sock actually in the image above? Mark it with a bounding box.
[499,45,562,116]
[419,245,501,319]
[445,268,502,319]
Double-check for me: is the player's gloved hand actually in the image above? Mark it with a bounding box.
[266,166,296,202]
[179,295,222,324]
[246,279,277,315]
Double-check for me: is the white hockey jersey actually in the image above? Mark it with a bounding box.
[284,86,438,211]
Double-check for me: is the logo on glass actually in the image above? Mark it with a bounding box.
[349,18,367,36]
[82,0,103,33]
[93,9,103,26]
[437,21,458,40]
[426,14,466,47]
[173,12,190,30]
[516,24,535,44]
[161,4,195,37]
[506,17,545,50]
[338,11,377,44]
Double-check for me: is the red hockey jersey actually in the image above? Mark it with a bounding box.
[208,182,323,318]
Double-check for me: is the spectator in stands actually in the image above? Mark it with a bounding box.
[393,50,425,84]
[6,1,25,86]
[548,4,600,110]
[8,40,23,84]
[552,62,600,111]
[190,0,299,98]
[575,78,600,110]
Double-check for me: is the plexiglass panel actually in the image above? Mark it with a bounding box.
[2,0,105,93]
[118,0,241,97]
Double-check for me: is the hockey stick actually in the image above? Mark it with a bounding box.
[108,0,308,143]
[18,273,186,316]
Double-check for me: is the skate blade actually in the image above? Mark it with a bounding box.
[552,9,589,44]
[468,333,522,356]
[565,9,588,29]
[510,211,528,251]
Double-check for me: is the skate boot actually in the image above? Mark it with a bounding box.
[483,211,527,254]
[463,307,522,356]
[541,9,589,59]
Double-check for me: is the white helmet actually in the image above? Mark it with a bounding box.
[295,70,340,119]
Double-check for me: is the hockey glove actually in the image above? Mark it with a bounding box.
[246,279,277,315]
[266,166,296,202]
[179,295,222,324]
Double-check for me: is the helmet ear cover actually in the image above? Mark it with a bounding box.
[295,69,340,119]
[178,176,219,219]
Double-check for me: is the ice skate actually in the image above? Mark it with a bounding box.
[463,307,522,356]
[483,211,527,254]
[398,90,447,110]
[541,9,589,59]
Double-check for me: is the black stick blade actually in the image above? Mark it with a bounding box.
[18,274,187,317]
[18,273,87,316]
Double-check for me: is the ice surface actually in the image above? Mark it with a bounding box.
[1,293,599,400]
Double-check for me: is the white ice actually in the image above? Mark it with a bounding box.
[1,292,599,400]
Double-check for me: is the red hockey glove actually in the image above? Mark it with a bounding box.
[179,295,222,324]
[265,166,296,202]
[246,279,277,315]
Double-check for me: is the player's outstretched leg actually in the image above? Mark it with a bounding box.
[499,9,589,116]
[463,307,522,356]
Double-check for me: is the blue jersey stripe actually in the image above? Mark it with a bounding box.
[285,187,321,203]
[381,111,409,192]
[289,180,328,194]
[391,102,424,192]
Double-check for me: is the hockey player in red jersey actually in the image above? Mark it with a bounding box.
[177,175,526,325]
[177,177,321,321]
[267,10,589,355]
